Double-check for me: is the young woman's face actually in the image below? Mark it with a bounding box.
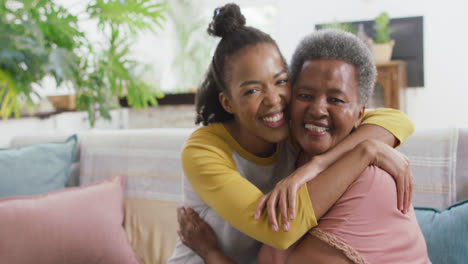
[220,43,291,146]
[291,59,364,156]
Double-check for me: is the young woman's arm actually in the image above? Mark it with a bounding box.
[305,140,410,220]
[325,108,414,211]
[181,138,410,264]
[257,139,411,232]
[184,108,413,249]
[176,194,351,264]
[182,129,317,250]
[255,108,414,230]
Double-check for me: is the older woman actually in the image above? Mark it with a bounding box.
[272,29,431,263]
[178,29,430,263]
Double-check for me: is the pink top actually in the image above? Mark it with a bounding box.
[316,166,431,264]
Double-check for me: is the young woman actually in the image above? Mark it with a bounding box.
[168,4,414,264]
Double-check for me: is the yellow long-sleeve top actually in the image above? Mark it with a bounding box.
[168,108,414,264]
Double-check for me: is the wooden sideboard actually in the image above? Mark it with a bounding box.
[371,60,407,111]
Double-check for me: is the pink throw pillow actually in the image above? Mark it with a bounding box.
[0,176,142,264]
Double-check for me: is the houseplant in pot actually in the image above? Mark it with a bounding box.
[369,12,395,63]
[0,0,166,126]
[321,22,358,34]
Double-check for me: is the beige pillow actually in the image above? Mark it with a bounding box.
[124,198,179,264]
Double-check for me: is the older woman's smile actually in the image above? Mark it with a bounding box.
[304,123,330,134]
[291,59,364,156]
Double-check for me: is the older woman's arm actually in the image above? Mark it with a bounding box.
[177,207,236,264]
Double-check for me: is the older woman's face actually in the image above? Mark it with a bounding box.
[291,59,365,156]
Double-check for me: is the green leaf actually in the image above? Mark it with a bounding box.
[0,69,19,119]
[88,0,167,35]
[48,48,80,84]
[373,12,393,44]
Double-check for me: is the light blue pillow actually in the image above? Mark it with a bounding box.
[0,135,77,197]
[415,199,468,264]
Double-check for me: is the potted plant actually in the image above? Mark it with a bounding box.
[0,0,166,126]
[369,12,395,63]
[321,22,358,34]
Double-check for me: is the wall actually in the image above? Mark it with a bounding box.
[275,0,468,129]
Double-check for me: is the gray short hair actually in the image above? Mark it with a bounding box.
[289,29,376,105]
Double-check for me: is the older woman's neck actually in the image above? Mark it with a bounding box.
[296,150,317,168]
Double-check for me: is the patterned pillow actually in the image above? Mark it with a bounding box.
[399,128,458,210]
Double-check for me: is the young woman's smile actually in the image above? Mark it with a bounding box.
[260,110,285,128]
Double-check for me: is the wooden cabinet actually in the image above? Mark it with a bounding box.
[370,60,407,111]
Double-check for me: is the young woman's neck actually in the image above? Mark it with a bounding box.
[223,121,277,157]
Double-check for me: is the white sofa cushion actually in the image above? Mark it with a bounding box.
[78,128,194,264]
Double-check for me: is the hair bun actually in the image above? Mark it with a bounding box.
[207,3,246,38]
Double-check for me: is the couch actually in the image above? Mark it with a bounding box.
[6,127,468,263]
